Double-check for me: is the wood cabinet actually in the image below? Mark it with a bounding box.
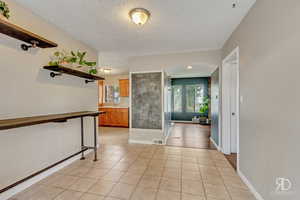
[99,108,129,127]
[119,79,129,97]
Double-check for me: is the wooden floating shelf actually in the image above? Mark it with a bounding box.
[0,18,57,49]
[43,65,105,82]
[0,111,104,131]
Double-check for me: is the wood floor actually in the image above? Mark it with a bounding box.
[225,153,237,170]
[166,123,216,149]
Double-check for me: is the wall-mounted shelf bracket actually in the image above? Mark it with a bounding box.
[85,80,95,84]
[50,72,62,78]
[21,40,39,51]
[53,119,68,123]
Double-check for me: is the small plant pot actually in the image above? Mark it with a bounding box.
[0,14,8,21]
[59,61,73,68]
[199,117,209,125]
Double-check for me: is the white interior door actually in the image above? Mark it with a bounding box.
[222,53,239,155]
[230,63,238,153]
[221,63,231,154]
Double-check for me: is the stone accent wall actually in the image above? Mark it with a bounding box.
[131,72,162,129]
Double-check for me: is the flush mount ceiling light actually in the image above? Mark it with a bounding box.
[129,8,151,25]
[103,68,112,74]
[98,67,112,75]
[187,66,193,69]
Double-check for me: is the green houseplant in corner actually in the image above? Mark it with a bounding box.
[49,50,98,75]
[0,1,10,20]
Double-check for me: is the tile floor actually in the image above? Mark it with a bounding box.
[10,127,255,200]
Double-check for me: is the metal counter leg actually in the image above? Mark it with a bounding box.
[80,117,85,160]
[93,116,98,161]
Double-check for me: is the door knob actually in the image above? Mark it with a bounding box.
[232,112,235,116]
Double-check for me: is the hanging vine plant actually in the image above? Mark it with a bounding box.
[48,50,98,75]
[0,1,10,20]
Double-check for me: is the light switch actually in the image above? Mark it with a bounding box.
[240,95,244,104]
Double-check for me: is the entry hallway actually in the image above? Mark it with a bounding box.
[167,123,216,149]
[10,128,255,200]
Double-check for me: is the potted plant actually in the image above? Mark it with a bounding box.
[199,97,210,124]
[48,50,98,75]
[0,1,10,20]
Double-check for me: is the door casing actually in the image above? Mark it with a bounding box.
[221,47,240,169]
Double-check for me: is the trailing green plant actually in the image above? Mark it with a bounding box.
[49,50,97,74]
[70,51,97,67]
[48,50,69,66]
[0,1,10,19]
[199,97,210,115]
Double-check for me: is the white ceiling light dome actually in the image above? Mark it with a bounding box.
[129,8,151,25]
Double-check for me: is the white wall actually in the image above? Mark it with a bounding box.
[0,0,98,191]
[128,50,221,77]
[128,50,221,69]
[98,52,131,75]
[163,72,172,141]
[222,0,300,199]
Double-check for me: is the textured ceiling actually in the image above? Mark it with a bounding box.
[165,64,216,78]
[14,0,256,55]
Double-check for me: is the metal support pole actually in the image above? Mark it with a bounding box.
[93,116,98,161]
[80,117,85,160]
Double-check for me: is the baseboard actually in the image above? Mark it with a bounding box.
[210,137,221,151]
[238,169,264,200]
[0,148,96,200]
[129,128,165,145]
[163,125,173,144]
